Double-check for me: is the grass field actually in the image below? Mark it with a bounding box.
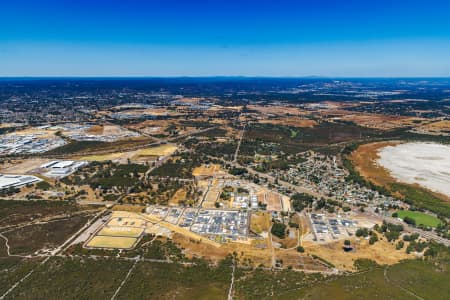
[86,236,138,249]
[396,210,443,227]
[97,226,144,238]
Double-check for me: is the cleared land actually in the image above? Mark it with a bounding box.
[303,237,413,271]
[86,236,138,249]
[250,212,271,234]
[192,164,224,177]
[136,144,177,156]
[258,117,317,128]
[397,210,443,227]
[79,152,124,161]
[265,192,282,211]
[0,158,49,174]
[97,226,144,238]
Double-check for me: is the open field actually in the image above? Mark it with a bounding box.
[86,236,138,249]
[258,117,317,128]
[192,164,224,177]
[303,236,413,271]
[337,111,424,130]
[247,105,308,116]
[106,216,147,227]
[78,144,176,163]
[0,158,49,174]
[79,152,124,161]
[274,251,330,272]
[415,119,450,135]
[396,210,443,227]
[172,232,274,267]
[250,212,271,234]
[169,188,188,206]
[264,191,282,211]
[97,226,144,238]
[136,144,177,156]
[85,124,104,134]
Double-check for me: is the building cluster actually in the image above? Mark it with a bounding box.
[272,153,400,209]
[191,209,248,241]
[145,205,249,242]
[0,174,42,190]
[0,133,66,155]
[52,124,140,142]
[217,179,261,210]
[40,160,88,179]
[233,194,259,209]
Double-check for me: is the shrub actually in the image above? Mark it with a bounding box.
[271,222,287,239]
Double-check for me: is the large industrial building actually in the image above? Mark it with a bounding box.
[40,160,88,178]
[0,174,42,190]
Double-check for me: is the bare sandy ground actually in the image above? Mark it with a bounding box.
[378,142,450,197]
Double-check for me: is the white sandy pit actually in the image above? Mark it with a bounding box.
[377,142,450,197]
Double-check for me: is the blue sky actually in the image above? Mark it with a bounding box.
[1,0,450,77]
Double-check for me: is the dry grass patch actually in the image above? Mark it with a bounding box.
[250,212,271,234]
[303,237,413,271]
[79,152,124,161]
[169,188,187,206]
[192,164,223,177]
[137,144,177,156]
[258,117,317,128]
[86,236,137,249]
[85,125,104,134]
[97,226,144,238]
